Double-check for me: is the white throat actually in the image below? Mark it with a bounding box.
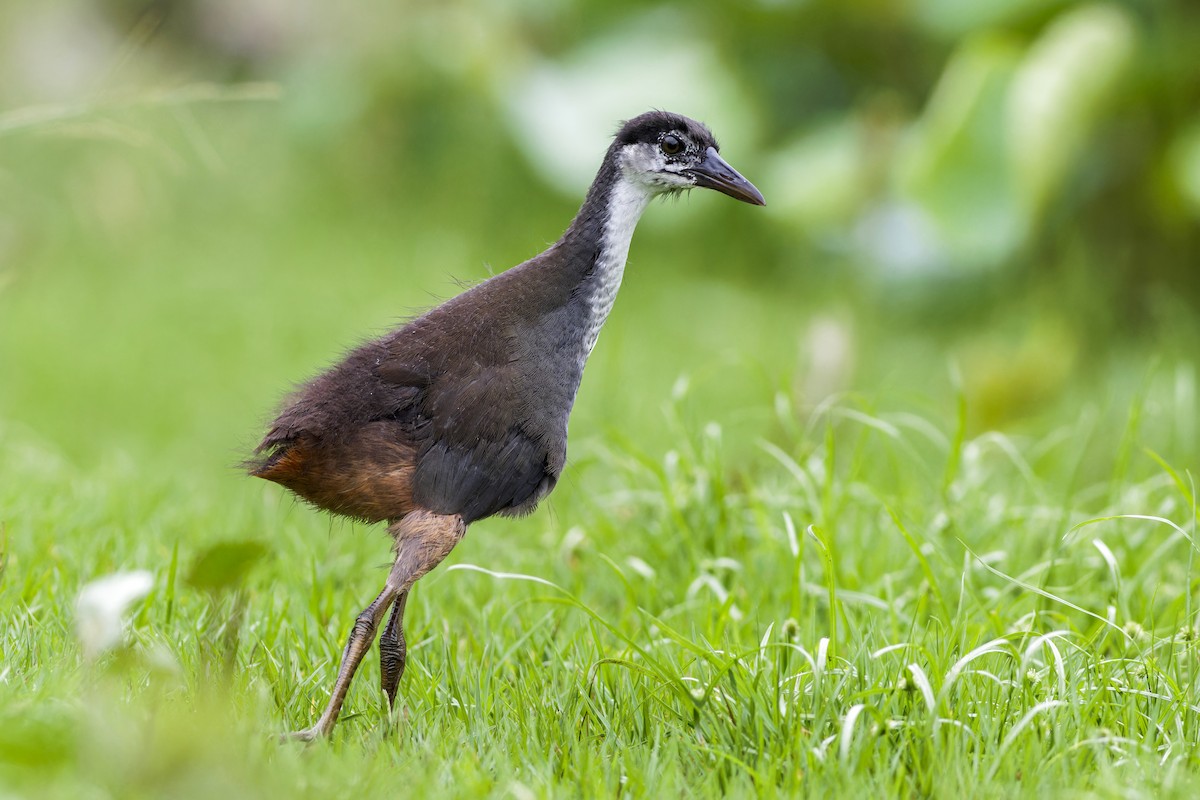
[580,175,654,358]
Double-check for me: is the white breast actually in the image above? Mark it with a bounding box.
[580,176,653,359]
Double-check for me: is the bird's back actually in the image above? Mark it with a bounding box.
[250,255,578,524]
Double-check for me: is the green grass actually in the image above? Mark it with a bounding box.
[4,360,1200,797]
[3,97,1200,798]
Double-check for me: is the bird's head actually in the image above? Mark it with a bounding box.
[610,111,765,206]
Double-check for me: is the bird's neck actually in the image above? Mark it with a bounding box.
[557,156,654,357]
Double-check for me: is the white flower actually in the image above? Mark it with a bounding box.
[75,570,153,660]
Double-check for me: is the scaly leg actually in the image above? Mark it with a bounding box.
[379,591,408,709]
[283,510,466,741]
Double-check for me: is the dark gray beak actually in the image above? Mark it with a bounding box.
[687,147,766,206]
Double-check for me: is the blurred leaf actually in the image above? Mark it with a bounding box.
[502,16,758,195]
[1170,119,1200,219]
[892,5,1136,271]
[184,540,268,593]
[914,0,1064,38]
[897,34,1025,268]
[1007,3,1136,218]
[764,117,865,232]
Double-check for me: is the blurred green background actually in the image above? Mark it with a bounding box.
[3,0,1199,479]
[2,0,1199,472]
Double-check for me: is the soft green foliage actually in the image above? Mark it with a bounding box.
[4,0,1200,797]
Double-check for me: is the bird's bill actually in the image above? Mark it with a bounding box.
[687,147,766,206]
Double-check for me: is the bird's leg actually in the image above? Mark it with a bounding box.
[283,510,466,741]
[283,585,396,742]
[379,591,408,710]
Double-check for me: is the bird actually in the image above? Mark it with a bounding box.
[248,110,764,740]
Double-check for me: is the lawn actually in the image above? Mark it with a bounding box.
[3,8,1200,791]
[3,194,1200,796]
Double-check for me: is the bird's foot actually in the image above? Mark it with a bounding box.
[279,724,328,743]
[379,592,408,709]
[380,647,406,710]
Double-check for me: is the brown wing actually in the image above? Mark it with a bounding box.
[376,297,557,523]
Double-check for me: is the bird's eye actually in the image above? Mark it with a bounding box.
[660,135,684,156]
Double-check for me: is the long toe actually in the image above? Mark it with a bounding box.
[280,727,323,743]
[379,636,406,709]
[381,662,402,710]
[379,593,408,709]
